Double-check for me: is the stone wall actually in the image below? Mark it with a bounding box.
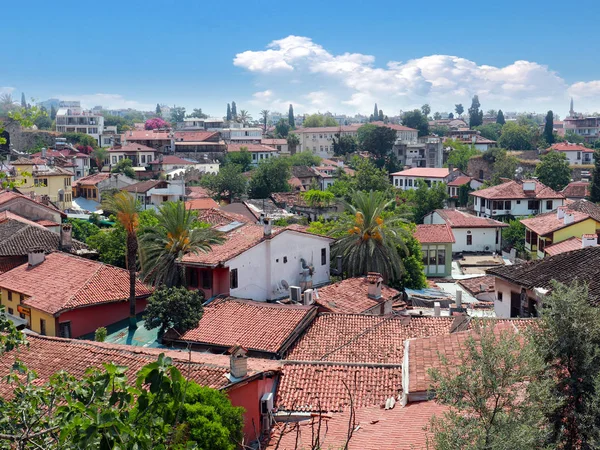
[1,119,60,154]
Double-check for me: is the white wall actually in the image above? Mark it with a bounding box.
[392,176,447,190]
[494,278,515,318]
[559,151,595,165]
[452,228,500,253]
[228,231,331,301]
[473,196,564,218]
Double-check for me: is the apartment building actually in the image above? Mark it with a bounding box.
[55,101,110,147]
[295,125,361,158]
[564,116,600,143]
[220,126,263,144]
[177,117,225,131]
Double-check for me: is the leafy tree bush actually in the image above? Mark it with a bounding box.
[302,189,334,208]
[501,219,525,253]
[332,134,358,156]
[287,150,321,166]
[474,123,503,141]
[401,109,429,136]
[248,158,291,198]
[61,132,98,148]
[67,218,101,242]
[445,139,479,172]
[144,286,204,334]
[145,117,168,130]
[224,147,252,172]
[356,124,397,159]
[591,148,600,202]
[302,114,338,127]
[200,164,247,202]
[275,119,290,138]
[111,158,136,178]
[535,151,571,191]
[94,327,107,342]
[498,122,534,150]
[412,180,448,223]
[389,223,427,290]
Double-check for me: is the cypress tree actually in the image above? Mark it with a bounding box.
[544,110,555,145]
[288,104,295,128]
[378,109,384,121]
[373,103,378,121]
[227,103,232,121]
[50,105,57,120]
[468,95,483,128]
[21,93,27,109]
[497,109,505,125]
[231,101,237,118]
[156,104,161,116]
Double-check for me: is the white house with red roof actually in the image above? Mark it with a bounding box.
[447,176,483,204]
[391,167,464,191]
[424,209,508,253]
[104,142,157,169]
[470,179,565,219]
[227,143,279,166]
[548,142,595,165]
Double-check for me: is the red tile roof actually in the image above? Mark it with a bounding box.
[0,210,44,228]
[520,209,590,236]
[185,198,219,210]
[35,219,61,227]
[149,155,195,165]
[227,143,278,153]
[286,314,457,364]
[174,131,219,142]
[122,130,171,141]
[107,143,156,152]
[72,172,111,187]
[414,224,455,243]
[276,362,402,412]
[447,175,473,187]
[470,179,564,200]
[549,142,593,153]
[0,334,280,396]
[0,190,65,216]
[457,276,496,295]
[186,186,211,199]
[434,209,508,228]
[0,259,24,275]
[562,181,590,199]
[544,236,582,256]
[268,400,447,450]
[296,125,361,133]
[122,180,165,193]
[261,138,287,145]
[371,121,418,132]
[196,208,253,226]
[390,167,452,178]
[315,277,399,314]
[166,298,317,355]
[0,252,153,316]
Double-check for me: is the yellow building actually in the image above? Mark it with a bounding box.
[10,158,74,210]
[521,200,600,259]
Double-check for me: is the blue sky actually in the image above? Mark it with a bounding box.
[2,0,600,118]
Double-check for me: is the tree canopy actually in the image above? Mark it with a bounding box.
[401,109,429,137]
[248,158,291,198]
[498,122,534,150]
[590,148,600,202]
[200,164,247,202]
[535,151,571,191]
[445,139,479,172]
[302,114,338,127]
[357,123,397,159]
[468,95,483,128]
[144,286,205,334]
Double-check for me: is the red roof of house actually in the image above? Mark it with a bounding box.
[72,172,111,187]
[434,209,508,228]
[390,167,452,178]
[0,260,24,275]
[370,121,418,132]
[149,155,194,165]
[414,224,455,243]
[0,190,65,216]
[457,276,496,295]
[549,143,593,153]
[0,210,45,228]
[184,198,219,210]
[35,219,61,227]
[447,175,473,187]
[196,208,253,226]
[562,181,590,199]
[0,252,153,316]
[261,138,287,145]
[186,186,211,199]
[122,180,165,193]
[520,209,590,236]
[296,125,361,134]
[0,334,280,396]
[166,298,317,355]
[470,179,564,200]
[286,314,457,364]
[174,131,219,142]
[107,143,156,152]
[227,143,278,153]
[122,130,171,141]
[315,277,400,314]
[268,400,447,450]
[544,236,583,256]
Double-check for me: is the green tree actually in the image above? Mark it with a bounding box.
[34,114,52,130]
[302,189,334,208]
[455,103,464,117]
[378,109,384,121]
[429,321,549,450]
[502,219,525,253]
[226,103,232,121]
[497,109,506,125]
[498,122,534,150]
[225,147,253,172]
[144,286,205,334]
[373,103,378,120]
[260,109,269,131]
[590,148,600,202]
[111,158,136,178]
[62,132,98,148]
[67,218,101,242]
[20,92,26,109]
[475,123,503,141]
[248,158,291,198]
[155,103,161,116]
[275,118,290,138]
[413,180,448,223]
[430,125,450,137]
[237,109,252,126]
[302,114,338,127]
[231,101,237,118]
[330,190,409,281]
[102,192,141,329]
[531,281,600,449]
[490,150,519,185]
[288,150,321,166]
[433,112,442,120]
[535,151,571,191]
[421,104,431,117]
[200,164,247,202]
[401,109,429,137]
[94,326,107,342]
[357,124,397,159]
[352,158,391,193]
[332,133,358,156]
[9,103,47,129]
[288,104,295,128]
[468,95,483,128]
[390,223,427,290]
[139,201,223,287]
[543,110,555,145]
[91,147,108,171]
[87,227,127,267]
[170,106,186,123]
[188,108,208,119]
[50,104,57,120]
[445,139,479,172]
[448,112,454,119]
[286,132,300,155]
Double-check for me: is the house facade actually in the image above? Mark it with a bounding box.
[414,224,455,277]
[55,101,107,147]
[295,125,361,158]
[105,143,157,168]
[227,143,279,166]
[391,167,463,191]
[73,172,136,203]
[548,142,595,165]
[122,179,185,210]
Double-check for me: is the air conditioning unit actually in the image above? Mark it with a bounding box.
[261,392,274,414]
[303,289,314,305]
[289,286,301,303]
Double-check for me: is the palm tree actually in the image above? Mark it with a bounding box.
[260,109,270,132]
[330,190,410,281]
[287,132,300,155]
[0,93,16,112]
[91,147,108,171]
[139,201,224,287]
[237,110,252,126]
[102,192,141,329]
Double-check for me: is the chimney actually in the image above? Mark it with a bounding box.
[557,206,566,220]
[367,272,383,299]
[28,248,45,267]
[564,212,574,225]
[434,302,441,317]
[582,234,598,248]
[522,181,536,192]
[263,217,273,237]
[228,345,248,379]
[456,290,463,308]
[40,195,50,205]
[41,147,47,158]
[60,223,73,252]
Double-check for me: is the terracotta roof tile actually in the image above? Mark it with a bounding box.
[544,236,582,256]
[186,186,211,199]
[457,276,496,296]
[107,143,156,152]
[549,143,593,152]
[35,219,61,227]
[562,181,590,199]
[276,363,402,412]
[268,400,447,450]
[470,179,564,200]
[261,138,287,145]
[314,277,399,314]
[435,209,508,228]
[447,175,473,187]
[271,192,307,207]
[174,131,219,142]
[0,190,65,216]
[562,199,600,222]
[72,172,111,187]
[414,224,455,243]
[185,198,219,210]
[227,143,278,153]
[122,180,165,193]
[0,218,87,256]
[0,252,152,315]
[286,314,457,364]
[166,298,317,355]
[149,155,195,165]
[520,209,590,236]
[196,208,253,226]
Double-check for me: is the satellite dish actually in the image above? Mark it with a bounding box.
[281,280,289,290]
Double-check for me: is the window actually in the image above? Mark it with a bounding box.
[34,178,48,187]
[538,237,546,252]
[516,200,521,204]
[187,268,199,287]
[40,319,46,336]
[141,155,146,164]
[467,234,473,246]
[201,271,212,289]
[112,156,117,164]
[546,200,552,210]
[230,269,238,289]
[408,179,413,187]
[498,292,503,302]
[577,151,582,160]
[64,177,71,187]
[321,248,327,265]
[528,200,540,210]
[504,200,511,210]
[283,256,288,263]
[437,249,445,266]
[59,322,71,338]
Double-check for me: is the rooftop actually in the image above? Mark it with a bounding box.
[185,198,219,210]
[227,143,278,153]
[549,142,593,152]
[295,125,361,133]
[0,190,65,218]
[457,275,496,296]
[149,155,195,165]
[434,209,508,228]
[107,143,156,152]
[447,175,474,187]
[544,236,582,256]
[390,167,453,178]
[0,252,153,316]
[72,172,111,187]
[562,181,590,199]
[314,277,400,314]
[520,209,590,236]
[470,179,564,200]
[122,180,166,193]
[165,297,317,355]
[185,186,211,199]
[196,208,253,226]
[414,224,455,244]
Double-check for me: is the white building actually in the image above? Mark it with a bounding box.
[104,143,157,170]
[227,143,279,166]
[548,142,595,165]
[55,101,111,147]
[391,167,463,190]
[220,126,263,143]
[261,138,289,154]
[423,209,508,253]
[178,117,225,131]
[122,179,185,210]
[295,125,361,158]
